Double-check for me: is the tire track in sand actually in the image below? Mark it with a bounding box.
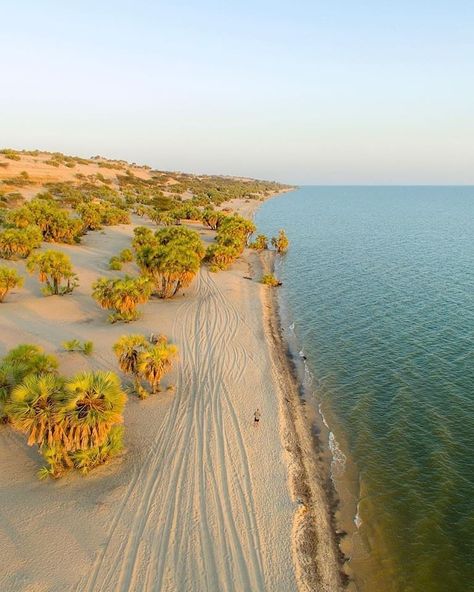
[75,269,266,592]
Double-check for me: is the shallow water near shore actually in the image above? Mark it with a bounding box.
[256,186,474,592]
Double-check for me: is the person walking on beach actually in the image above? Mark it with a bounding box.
[254,408,261,426]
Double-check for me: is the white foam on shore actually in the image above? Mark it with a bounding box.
[354,502,363,529]
[303,363,314,388]
[318,403,330,429]
[284,317,351,530]
[318,404,346,483]
[296,349,315,390]
[329,431,347,483]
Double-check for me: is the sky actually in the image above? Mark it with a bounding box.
[1,1,473,184]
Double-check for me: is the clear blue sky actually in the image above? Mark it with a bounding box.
[1,1,473,184]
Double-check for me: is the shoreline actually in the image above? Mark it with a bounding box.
[0,184,347,592]
[247,188,357,591]
[256,250,346,592]
[0,193,302,591]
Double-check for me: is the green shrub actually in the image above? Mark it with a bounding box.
[63,339,81,352]
[118,248,133,263]
[135,226,205,298]
[27,250,78,296]
[249,234,269,250]
[0,266,23,302]
[0,149,21,161]
[62,339,94,355]
[271,229,289,253]
[2,171,33,187]
[83,341,94,356]
[260,273,281,287]
[0,226,42,259]
[108,257,122,270]
[45,159,61,167]
[92,275,153,322]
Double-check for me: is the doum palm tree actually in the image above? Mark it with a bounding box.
[6,373,68,448]
[64,371,126,450]
[92,275,152,322]
[113,334,149,389]
[5,369,127,478]
[137,337,178,394]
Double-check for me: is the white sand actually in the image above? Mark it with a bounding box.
[0,215,298,591]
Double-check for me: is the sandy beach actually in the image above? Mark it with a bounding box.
[0,193,342,592]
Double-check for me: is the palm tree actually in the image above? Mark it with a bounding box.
[5,373,68,448]
[219,215,256,245]
[0,345,58,424]
[64,371,126,450]
[137,337,178,394]
[0,266,23,302]
[70,425,124,475]
[113,334,149,391]
[0,227,42,259]
[132,226,155,251]
[26,250,78,295]
[205,214,257,271]
[92,275,152,322]
[206,243,240,271]
[5,206,33,229]
[5,369,126,479]
[202,208,225,230]
[9,199,82,243]
[249,234,269,251]
[271,229,289,254]
[135,226,205,298]
[2,344,59,378]
[0,363,20,421]
[76,202,103,231]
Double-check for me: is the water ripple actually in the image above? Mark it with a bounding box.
[256,186,474,592]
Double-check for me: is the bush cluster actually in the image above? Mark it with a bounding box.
[92,275,153,322]
[0,266,23,301]
[62,339,94,355]
[113,334,178,398]
[109,248,133,270]
[205,215,256,271]
[0,345,126,479]
[0,226,42,259]
[134,225,205,298]
[77,201,130,231]
[6,198,82,243]
[0,148,21,161]
[1,171,34,187]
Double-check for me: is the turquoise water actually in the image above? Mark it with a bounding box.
[256,187,474,592]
